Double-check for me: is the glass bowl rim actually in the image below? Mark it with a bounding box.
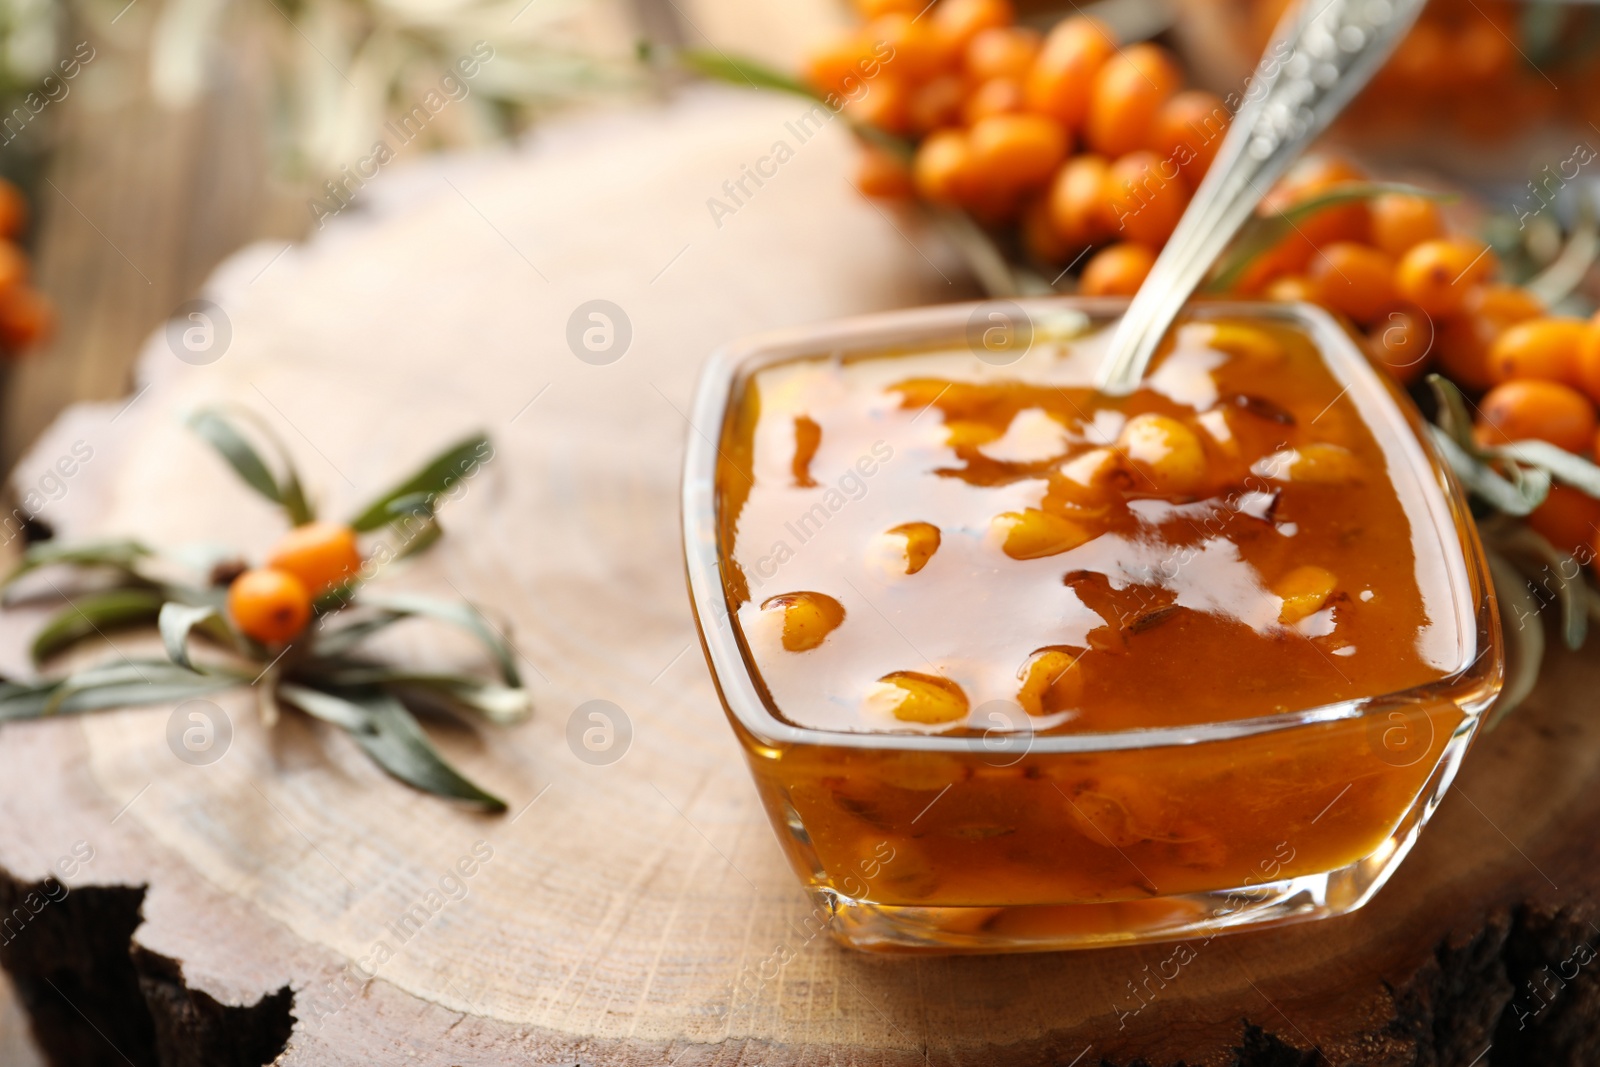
[681,295,1503,755]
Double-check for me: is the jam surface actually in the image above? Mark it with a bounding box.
[717,311,1471,736]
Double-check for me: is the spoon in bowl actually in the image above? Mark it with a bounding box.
[1095,0,1429,395]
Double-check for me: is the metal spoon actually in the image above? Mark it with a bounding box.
[1095,0,1429,395]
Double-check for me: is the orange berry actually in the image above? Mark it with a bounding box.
[854,145,914,198]
[1370,193,1444,259]
[967,113,1069,192]
[1436,285,1545,392]
[1021,195,1071,264]
[1080,242,1156,296]
[0,181,27,240]
[0,242,28,295]
[1527,484,1600,561]
[1395,239,1494,317]
[1574,311,1600,405]
[228,568,312,645]
[805,34,877,96]
[845,74,912,134]
[1308,242,1398,326]
[1085,43,1182,158]
[1046,153,1114,248]
[1148,90,1229,184]
[1265,275,1316,303]
[1104,150,1189,246]
[909,74,966,133]
[1487,318,1589,386]
[965,25,1039,82]
[0,287,54,351]
[267,521,363,595]
[913,128,973,204]
[1476,379,1597,454]
[866,14,948,82]
[854,0,917,15]
[961,76,1025,124]
[1366,308,1433,386]
[1024,15,1116,129]
[933,0,1013,52]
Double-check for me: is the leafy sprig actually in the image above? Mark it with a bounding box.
[0,411,522,810]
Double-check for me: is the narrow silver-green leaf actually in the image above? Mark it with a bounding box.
[348,434,491,532]
[1494,439,1600,498]
[4,539,152,590]
[357,593,521,686]
[30,588,166,664]
[1489,526,1588,651]
[277,683,372,731]
[325,688,506,810]
[189,409,315,525]
[36,660,238,717]
[312,668,532,726]
[1428,426,1549,516]
[158,602,221,672]
[1426,374,1478,454]
[1486,551,1545,730]
[679,48,819,101]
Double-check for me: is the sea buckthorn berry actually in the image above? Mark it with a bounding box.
[1436,285,1545,393]
[913,129,973,204]
[967,113,1069,192]
[933,0,1013,52]
[994,508,1093,559]
[1182,321,1284,365]
[1265,275,1316,303]
[1488,318,1589,386]
[909,74,966,133]
[1149,90,1230,184]
[965,25,1039,82]
[1104,150,1189,246]
[1370,193,1445,259]
[805,34,877,96]
[870,670,970,725]
[761,591,846,652]
[1261,155,1371,250]
[1086,43,1181,158]
[888,521,942,574]
[866,14,947,82]
[854,145,914,199]
[1080,241,1155,296]
[1046,153,1113,249]
[1309,242,1398,326]
[855,0,917,16]
[1396,239,1494,317]
[1017,649,1084,717]
[1528,485,1600,561]
[1261,442,1361,485]
[228,567,312,645]
[1021,195,1070,264]
[1367,309,1433,386]
[1275,565,1337,625]
[961,76,1026,124]
[1579,311,1600,405]
[267,521,363,595]
[1024,15,1115,129]
[1117,412,1208,494]
[845,74,912,135]
[1476,380,1597,454]
[0,242,28,295]
[0,287,54,351]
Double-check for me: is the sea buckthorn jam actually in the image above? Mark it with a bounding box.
[691,301,1501,951]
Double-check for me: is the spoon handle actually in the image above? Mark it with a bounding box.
[1095,0,1429,395]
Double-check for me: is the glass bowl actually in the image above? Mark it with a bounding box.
[681,297,1502,954]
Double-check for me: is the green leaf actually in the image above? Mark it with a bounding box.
[1494,439,1600,498]
[1426,374,1478,454]
[348,434,491,532]
[4,539,152,590]
[158,602,221,671]
[1208,183,1454,293]
[679,48,819,100]
[0,659,239,720]
[280,685,506,810]
[308,667,532,726]
[311,611,406,657]
[1428,427,1550,516]
[1492,525,1588,651]
[30,588,166,664]
[357,593,522,686]
[189,409,315,525]
[1486,551,1546,730]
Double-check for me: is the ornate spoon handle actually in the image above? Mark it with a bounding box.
[1095,0,1429,395]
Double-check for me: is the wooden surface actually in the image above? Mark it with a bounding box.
[0,85,1594,1067]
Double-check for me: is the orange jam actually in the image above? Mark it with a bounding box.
[710,309,1493,916]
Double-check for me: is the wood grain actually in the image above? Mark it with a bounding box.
[0,84,1594,1067]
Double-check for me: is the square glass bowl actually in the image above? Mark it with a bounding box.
[682,298,1502,954]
